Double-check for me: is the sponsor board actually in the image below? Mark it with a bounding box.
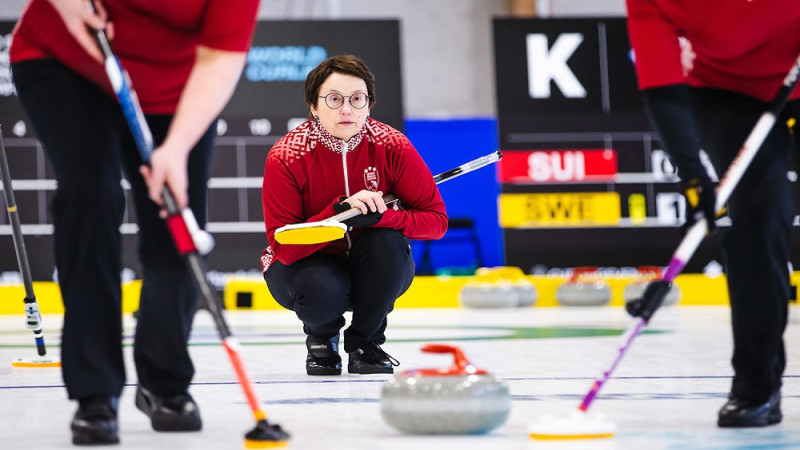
[499,192,620,227]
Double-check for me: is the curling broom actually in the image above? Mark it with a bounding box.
[0,125,60,368]
[274,151,502,245]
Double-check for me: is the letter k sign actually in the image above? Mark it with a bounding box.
[526,33,587,99]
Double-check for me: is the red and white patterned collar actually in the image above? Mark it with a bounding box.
[311,116,368,154]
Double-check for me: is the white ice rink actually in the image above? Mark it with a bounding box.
[1,305,799,449]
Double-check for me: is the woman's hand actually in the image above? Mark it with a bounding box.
[333,190,387,228]
[48,0,114,63]
[343,190,388,215]
[139,144,190,216]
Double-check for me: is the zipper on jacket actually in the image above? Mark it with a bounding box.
[341,152,353,249]
[342,152,350,197]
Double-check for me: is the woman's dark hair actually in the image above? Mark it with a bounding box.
[305,55,376,114]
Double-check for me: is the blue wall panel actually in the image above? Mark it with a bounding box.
[404,118,503,273]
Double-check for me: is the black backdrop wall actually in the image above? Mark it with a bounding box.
[493,17,800,275]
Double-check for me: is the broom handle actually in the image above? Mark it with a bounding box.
[330,150,502,223]
[662,52,800,282]
[0,125,48,356]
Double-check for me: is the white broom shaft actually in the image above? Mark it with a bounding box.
[672,116,777,266]
[665,52,800,280]
[670,113,776,272]
[432,150,502,183]
[329,151,502,223]
[716,53,800,210]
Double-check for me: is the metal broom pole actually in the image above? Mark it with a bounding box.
[0,125,60,367]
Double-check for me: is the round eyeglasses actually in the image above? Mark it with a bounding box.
[319,93,370,109]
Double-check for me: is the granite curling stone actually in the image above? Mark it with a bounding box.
[623,266,682,307]
[381,344,510,434]
[459,266,537,308]
[555,267,611,306]
[624,281,681,307]
[458,281,518,308]
[512,278,538,307]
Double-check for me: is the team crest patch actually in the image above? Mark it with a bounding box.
[363,166,379,192]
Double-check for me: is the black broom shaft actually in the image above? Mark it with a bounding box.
[160,189,233,338]
[0,126,47,356]
[0,126,36,300]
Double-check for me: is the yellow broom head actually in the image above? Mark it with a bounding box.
[528,410,616,440]
[274,221,347,245]
[12,356,61,368]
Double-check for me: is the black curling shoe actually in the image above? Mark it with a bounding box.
[71,396,119,445]
[718,391,782,427]
[135,385,202,432]
[306,335,342,375]
[348,342,399,374]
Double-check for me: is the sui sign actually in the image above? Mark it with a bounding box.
[499,149,618,183]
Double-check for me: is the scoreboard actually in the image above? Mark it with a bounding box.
[493,17,800,274]
[0,20,403,284]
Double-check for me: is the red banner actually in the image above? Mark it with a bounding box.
[499,149,618,183]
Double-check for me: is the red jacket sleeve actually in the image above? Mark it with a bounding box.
[200,0,260,52]
[376,138,448,240]
[626,0,685,89]
[262,149,337,265]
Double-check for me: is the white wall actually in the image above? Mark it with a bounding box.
[536,0,625,17]
[0,0,626,118]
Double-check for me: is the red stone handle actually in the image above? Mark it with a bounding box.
[406,344,487,376]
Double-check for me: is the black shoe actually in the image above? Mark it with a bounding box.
[718,391,782,427]
[71,396,119,445]
[135,385,202,431]
[306,335,342,375]
[348,342,399,374]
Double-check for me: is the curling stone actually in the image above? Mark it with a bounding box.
[477,266,537,307]
[512,279,538,307]
[381,344,510,435]
[458,281,518,308]
[623,281,681,306]
[459,266,537,308]
[623,266,681,307]
[555,267,611,306]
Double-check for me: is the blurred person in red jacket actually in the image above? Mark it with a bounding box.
[626,0,800,428]
[11,0,259,444]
